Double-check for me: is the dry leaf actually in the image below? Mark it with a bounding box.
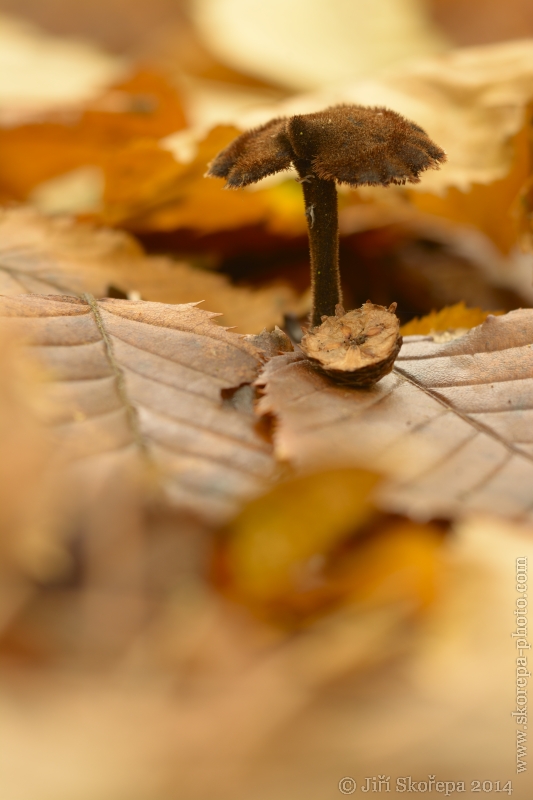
[0,294,275,524]
[429,0,533,47]
[256,309,533,522]
[0,67,187,207]
[101,125,272,231]
[400,301,503,335]
[221,515,533,799]
[0,13,125,123]
[408,122,531,253]
[191,0,448,91]
[338,202,533,313]
[0,599,410,800]
[218,467,443,622]
[0,208,306,332]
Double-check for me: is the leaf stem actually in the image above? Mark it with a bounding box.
[296,161,341,326]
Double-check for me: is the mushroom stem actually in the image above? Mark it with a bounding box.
[296,162,342,326]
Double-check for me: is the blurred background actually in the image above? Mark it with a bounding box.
[1,3,533,799]
[4,0,533,75]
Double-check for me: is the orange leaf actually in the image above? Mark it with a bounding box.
[218,468,443,622]
[0,68,187,202]
[408,122,532,254]
[101,127,271,232]
[400,301,503,336]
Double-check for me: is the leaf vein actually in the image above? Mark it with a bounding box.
[393,364,533,463]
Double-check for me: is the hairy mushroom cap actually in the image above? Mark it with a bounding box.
[206,117,293,188]
[206,104,446,188]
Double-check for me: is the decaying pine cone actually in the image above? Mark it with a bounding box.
[300,301,402,387]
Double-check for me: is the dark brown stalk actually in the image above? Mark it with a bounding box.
[295,161,341,327]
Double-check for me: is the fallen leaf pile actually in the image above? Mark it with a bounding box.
[1,7,533,800]
[0,293,276,523]
[0,207,306,332]
[257,309,533,521]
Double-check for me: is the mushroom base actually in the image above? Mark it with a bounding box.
[300,301,402,388]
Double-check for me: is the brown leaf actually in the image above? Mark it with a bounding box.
[338,202,532,314]
[0,294,275,524]
[429,0,533,47]
[0,208,306,332]
[256,309,533,522]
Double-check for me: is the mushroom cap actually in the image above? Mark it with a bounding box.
[206,117,293,188]
[206,104,446,188]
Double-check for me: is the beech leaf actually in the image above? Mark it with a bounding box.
[0,208,306,332]
[256,309,533,522]
[0,294,276,523]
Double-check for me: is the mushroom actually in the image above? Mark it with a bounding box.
[207,104,446,385]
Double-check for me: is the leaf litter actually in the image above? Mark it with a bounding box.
[1,12,533,799]
[0,293,277,524]
[256,309,533,522]
[0,207,308,332]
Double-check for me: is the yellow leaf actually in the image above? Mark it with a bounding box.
[334,520,443,610]
[400,301,503,336]
[224,469,380,602]
[408,121,532,253]
[220,468,443,622]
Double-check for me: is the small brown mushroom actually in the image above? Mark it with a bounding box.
[206,104,446,385]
